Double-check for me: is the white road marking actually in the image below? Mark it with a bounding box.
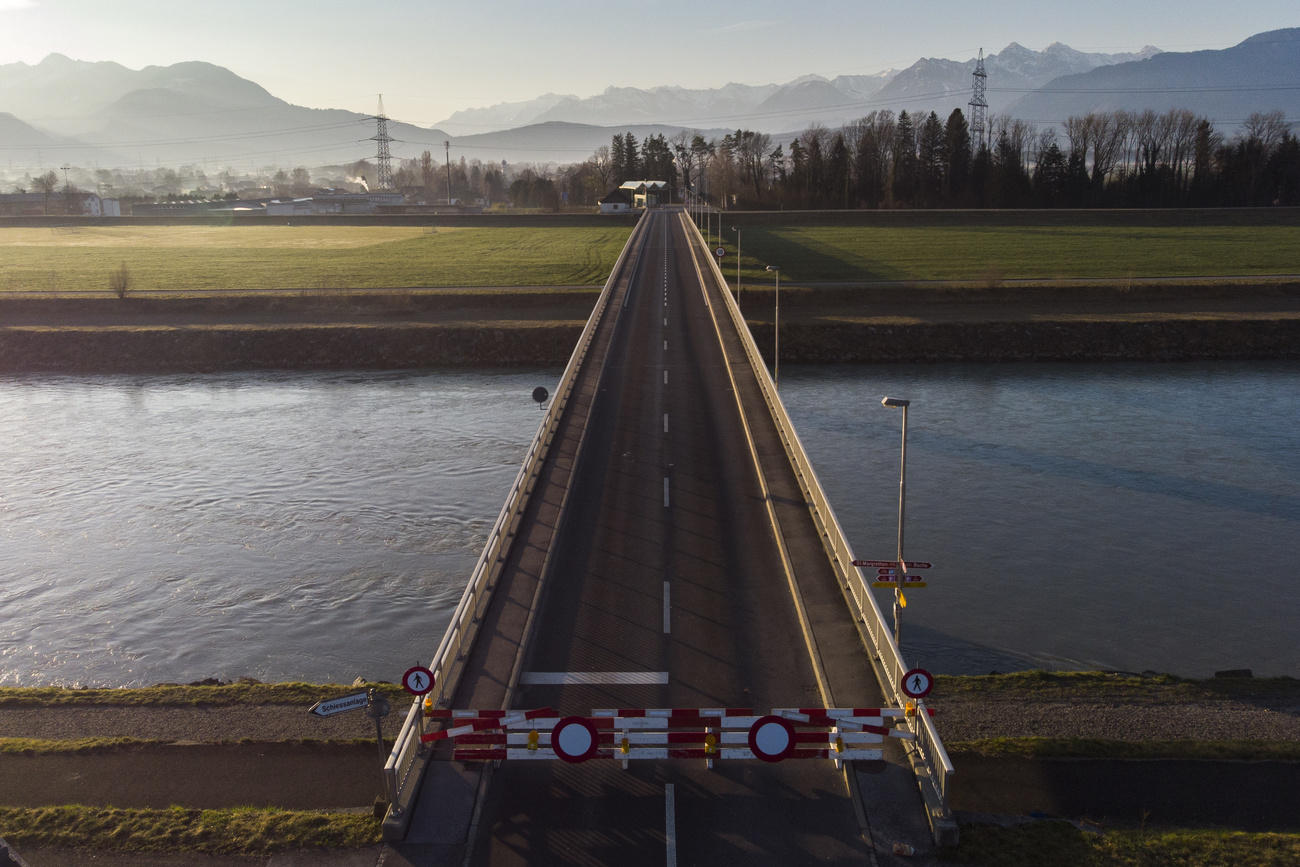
[663,581,671,633]
[664,317,668,327]
[520,671,669,685]
[663,339,668,351]
[663,413,669,434]
[665,783,677,867]
[663,476,670,508]
[663,369,669,385]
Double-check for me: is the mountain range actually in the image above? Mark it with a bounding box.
[1,30,1296,179]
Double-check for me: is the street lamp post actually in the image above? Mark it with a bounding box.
[731,226,741,310]
[766,265,780,388]
[881,396,910,646]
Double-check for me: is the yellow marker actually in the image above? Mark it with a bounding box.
[898,590,908,608]
[620,736,631,755]
[834,736,845,753]
[527,730,540,751]
[422,696,433,715]
[704,733,717,754]
[905,701,917,717]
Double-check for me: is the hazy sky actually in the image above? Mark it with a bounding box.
[1,0,1294,125]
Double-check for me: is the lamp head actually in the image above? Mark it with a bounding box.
[765,265,779,272]
[881,396,910,408]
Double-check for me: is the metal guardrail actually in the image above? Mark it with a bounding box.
[684,212,955,814]
[382,210,651,831]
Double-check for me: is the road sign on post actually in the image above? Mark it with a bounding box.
[402,665,435,696]
[308,691,369,718]
[854,559,932,570]
[901,668,934,699]
[715,247,726,260]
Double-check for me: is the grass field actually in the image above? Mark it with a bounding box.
[0,225,630,292]
[724,224,1300,284]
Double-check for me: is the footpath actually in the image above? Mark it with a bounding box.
[0,673,1296,863]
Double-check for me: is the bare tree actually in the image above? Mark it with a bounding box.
[32,171,58,215]
[1242,110,1288,150]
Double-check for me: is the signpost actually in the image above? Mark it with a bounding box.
[402,665,435,696]
[309,684,396,808]
[872,576,927,589]
[853,559,932,570]
[901,668,934,699]
[308,691,369,718]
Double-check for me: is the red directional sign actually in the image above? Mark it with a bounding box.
[854,559,932,569]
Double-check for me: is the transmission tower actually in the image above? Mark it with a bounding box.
[371,94,394,190]
[968,48,988,153]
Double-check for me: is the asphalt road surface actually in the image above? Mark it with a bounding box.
[401,210,930,866]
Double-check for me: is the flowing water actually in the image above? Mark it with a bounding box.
[0,362,1295,686]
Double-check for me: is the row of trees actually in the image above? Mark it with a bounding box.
[569,108,1298,211]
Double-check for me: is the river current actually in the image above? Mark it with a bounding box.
[0,363,1295,687]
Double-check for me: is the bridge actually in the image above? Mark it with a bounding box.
[380,208,954,864]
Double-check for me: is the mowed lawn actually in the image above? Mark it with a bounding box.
[0,225,631,292]
[728,225,1300,283]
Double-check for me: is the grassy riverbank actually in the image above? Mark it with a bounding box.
[720,223,1300,284]
[0,225,629,292]
[0,673,1294,862]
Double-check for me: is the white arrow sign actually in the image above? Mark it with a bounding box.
[308,691,369,717]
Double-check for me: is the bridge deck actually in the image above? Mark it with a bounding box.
[396,210,935,865]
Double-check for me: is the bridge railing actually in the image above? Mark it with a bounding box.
[383,210,650,833]
[686,212,955,816]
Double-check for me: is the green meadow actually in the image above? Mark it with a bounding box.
[0,225,630,292]
[723,224,1300,284]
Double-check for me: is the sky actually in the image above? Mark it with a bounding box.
[0,0,1295,127]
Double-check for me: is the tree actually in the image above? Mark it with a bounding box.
[271,169,290,198]
[804,132,826,208]
[826,133,851,208]
[32,171,58,215]
[621,132,640,180]
[854,111,894,208]
[892,111,917,206]
[943,109,972,204]
[916,111,946,207]
[290,167,312,196]
[420,151,437,200]
[1032,142,1067,206]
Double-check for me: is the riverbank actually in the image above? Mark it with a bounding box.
[1,280,1297,372]
[0,673,1295,863]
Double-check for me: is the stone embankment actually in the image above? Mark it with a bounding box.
[1,281,1297,372]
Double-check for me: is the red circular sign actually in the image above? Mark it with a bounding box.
[747,715,797,762]
[402,665,435,696]
[551,717,601,763]
[901,668,934,699]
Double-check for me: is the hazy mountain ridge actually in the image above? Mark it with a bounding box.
[869,41,1162,120]
[1007,27,1300,122]
[3,32,1298,178]
[434,43,1154,133]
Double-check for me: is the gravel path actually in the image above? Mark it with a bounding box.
[0,703,411,742]
[934,696,1300,742]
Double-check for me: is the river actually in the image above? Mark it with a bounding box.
[0,363,1295,687]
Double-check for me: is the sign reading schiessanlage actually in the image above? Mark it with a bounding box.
[309,691,370,717]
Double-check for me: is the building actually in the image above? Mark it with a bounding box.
[265,192,404,216]
[598,188,632,215]
[618,180,670,208]
[0,191,119,217]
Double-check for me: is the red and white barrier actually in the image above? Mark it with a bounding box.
[422,707,919,766]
